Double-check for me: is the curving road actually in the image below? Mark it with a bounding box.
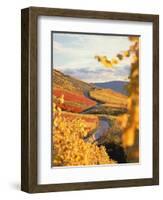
[83,90,110,142]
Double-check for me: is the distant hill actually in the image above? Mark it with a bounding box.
[94,81,129,95]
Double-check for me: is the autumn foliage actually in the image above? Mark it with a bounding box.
[52,36,139,166]
[54,88,96,113]
[53,96,115,166]
[96,36,139,149]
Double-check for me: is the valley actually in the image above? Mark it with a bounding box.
[53,69,129,163]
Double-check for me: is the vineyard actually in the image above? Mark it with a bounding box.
[52,35,139,166]
[89,88,127,108]
[53,88,96,113]
[53,99,115,166]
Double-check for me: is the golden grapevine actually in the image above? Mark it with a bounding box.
[95,36,139,148]
[53,96,115,166]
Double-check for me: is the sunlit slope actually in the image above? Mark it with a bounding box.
[54,88,96,113]
[53,69,94,94]
[89,88,127,109]
[53,69,128,113]
[53,69,96,112]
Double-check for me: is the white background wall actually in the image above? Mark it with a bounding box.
[0,0,162,199]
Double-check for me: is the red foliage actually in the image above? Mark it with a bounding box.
[53,88,96,113]
[59,103,84,113]
[54,88,96,106]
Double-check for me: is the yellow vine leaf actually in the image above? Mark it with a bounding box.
[95,37,139,148]
[53,96,116,166]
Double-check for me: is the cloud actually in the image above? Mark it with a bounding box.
[60,65,130,83]
[53,33,132,82]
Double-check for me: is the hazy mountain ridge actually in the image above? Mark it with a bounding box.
[94,81,129,95]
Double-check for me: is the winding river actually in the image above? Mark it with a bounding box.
[82,91,127,163]
[93,117,109,140]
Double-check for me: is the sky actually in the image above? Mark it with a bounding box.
[53,32,132,83]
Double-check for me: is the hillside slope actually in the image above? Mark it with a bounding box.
[53,69,128,114]
[53,69,96,113]
[53,69,94,94]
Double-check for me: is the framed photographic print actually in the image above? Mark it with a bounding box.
[21,7,159,193]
